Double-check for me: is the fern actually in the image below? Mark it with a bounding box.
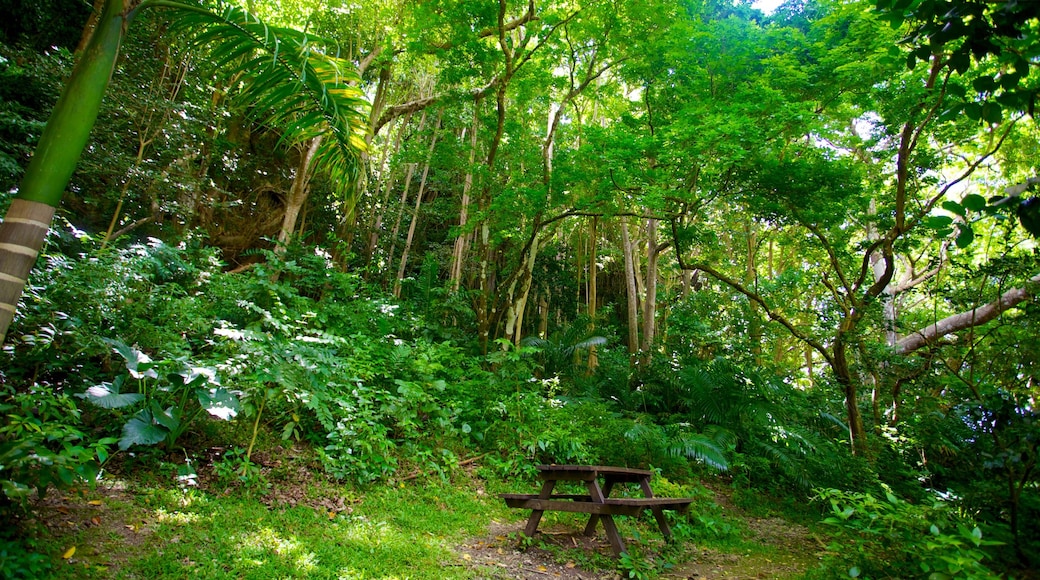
[667,430,731,472]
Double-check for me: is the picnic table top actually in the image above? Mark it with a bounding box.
[536,464,653,482]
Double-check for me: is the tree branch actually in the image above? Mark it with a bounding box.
[691,261,835,367]
[895,273,1040,354]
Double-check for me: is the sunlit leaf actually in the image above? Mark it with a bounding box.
[81,378,144,409]
[197,387,241,420]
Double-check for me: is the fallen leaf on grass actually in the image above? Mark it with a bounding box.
[88,500,102,506]
[62,546,76,559]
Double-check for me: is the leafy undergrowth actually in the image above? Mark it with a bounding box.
[8,449,822,580]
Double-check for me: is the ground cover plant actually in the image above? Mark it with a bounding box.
[2,0,1039,578]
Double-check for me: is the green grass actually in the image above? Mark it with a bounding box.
[10,451,826,580]
[32,474,518,580]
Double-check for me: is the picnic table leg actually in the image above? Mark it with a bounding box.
[638,477,674,541]
[583,480,615,536]
[524,479,556,537]
[584,479,627,555]
[601,514,627,556]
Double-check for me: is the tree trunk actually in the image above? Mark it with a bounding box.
[640,218,661,358]
[393,114,441,298]
[895,273,1040,354]
[450,99,481,291]
[0,0,128,343]
[621,217,639,357]
[276,135,323,248]
[834,333,868,455]
[503,235,540,345]
[587,216,599,372]
[744,219,762,362]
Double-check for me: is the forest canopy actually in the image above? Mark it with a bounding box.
[0,0,1037,577]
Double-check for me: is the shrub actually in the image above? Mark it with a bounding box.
[811,487,1002,579]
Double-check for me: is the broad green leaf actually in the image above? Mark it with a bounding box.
[104,338,157,379]
[941,201,965,217]
[956,224,975,248]
[119,410,169,450]
[81,377,144,409]
[1,479,32,500]
[178,365,218,387]
[981,102,1003,124]
[149,402,182,432]
[197,387,240,420]
[925,215,954,228]
[962,194,987,212]
[963,102,983,121]
[972,76,998,93]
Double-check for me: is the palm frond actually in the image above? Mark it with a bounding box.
[149,1,369,198]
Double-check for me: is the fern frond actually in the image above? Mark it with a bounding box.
[668,431,730,472]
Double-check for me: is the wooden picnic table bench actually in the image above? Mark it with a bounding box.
[500,464,694,556]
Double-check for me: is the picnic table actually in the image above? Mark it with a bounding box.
[500,464,694,556]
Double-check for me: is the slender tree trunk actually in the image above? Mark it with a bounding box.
[587,216,599,372]
[365,114,409,264]
[0,0,129,343]
[538,291,549,338]
[393,114,441,298]
[834,333,868,454]
[450,99,481,291]
[621,217,639,358]
[503,236,540,345]
[744,220,762,362]
[640,218,661,358]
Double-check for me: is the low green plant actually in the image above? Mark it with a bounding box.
[81,339,240,451]
[617,550,655,580]
[211,446,268,491]
[0,383,115,502]
[616,535,675,580]
[0,536,52,580]
[812,487,1002,579]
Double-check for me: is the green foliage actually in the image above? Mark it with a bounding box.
[812,487,1002,579]
[211,446,268,492]
[0,384,114,502]
[82,339,239,450]
[208,246,465,483]
[0,43,69,192]
[0,535,51,580]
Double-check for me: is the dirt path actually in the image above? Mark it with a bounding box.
[457,506,820,579]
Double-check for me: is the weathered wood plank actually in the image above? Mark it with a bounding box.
[501,495,693,516]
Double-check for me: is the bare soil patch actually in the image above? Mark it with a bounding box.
[460,489,821,580]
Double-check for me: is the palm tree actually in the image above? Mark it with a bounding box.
[0,0,369,342]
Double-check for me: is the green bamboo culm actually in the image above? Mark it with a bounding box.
[0,0,132,343]
[17,0,129,207]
